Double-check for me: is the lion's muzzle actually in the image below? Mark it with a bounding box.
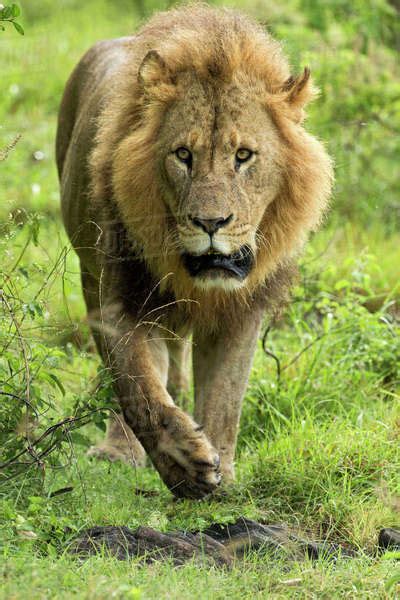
[183,245,254,281]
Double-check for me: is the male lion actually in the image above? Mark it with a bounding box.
[56,5,333,498]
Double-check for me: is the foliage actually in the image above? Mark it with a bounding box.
[240,252,400,447]
[0,216,84,486]
[0,3,23,35]
[0,215,117,486]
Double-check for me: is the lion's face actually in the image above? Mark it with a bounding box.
[158,74,284,290]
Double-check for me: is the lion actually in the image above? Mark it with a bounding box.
[56,4,333,499]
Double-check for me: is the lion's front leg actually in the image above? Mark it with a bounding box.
[193,309,263,482]
[99,310,220,499]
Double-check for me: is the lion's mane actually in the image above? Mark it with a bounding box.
[90,4,333,326]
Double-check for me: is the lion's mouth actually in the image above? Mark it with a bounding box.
[182,245,254,280]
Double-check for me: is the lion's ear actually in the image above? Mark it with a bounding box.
[138,50,173,90]
[281,68,317,121]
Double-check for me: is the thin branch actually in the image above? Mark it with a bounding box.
[0,390,39,419]
[262,325,281,383]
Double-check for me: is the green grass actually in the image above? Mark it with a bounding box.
[1,1,400,598]
[1,552,398,599]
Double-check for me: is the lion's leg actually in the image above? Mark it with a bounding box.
[81,269,147,467]
[193,309,263,482]
[81,273,220,498]
[167,338,191,411]
[87,412,147,467]
[111,319,220,498]
[87,325,171,467]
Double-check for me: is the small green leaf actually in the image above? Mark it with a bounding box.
[11,4,21,18]
[381,551,400,561]
[25,301,43,318]
[18,266,29,279]
[48,373,66,397]
[334,279,350,291]
[13,21,24,35]
[30,217,40,244]
[70,432,90,447]
[94,420,107,433]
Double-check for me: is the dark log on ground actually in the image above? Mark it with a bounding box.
[69,517,373,566]
[203,517,356,560]
[378,528,400,551]
[69,525,232,567]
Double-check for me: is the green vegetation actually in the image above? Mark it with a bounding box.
[1,1,399,597]
[0,3,24,35]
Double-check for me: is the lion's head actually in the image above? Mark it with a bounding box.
[92,5,333,302]
[145,63,288,292]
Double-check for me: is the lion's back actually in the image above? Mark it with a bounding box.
[56,37,133,180]
[56,37,137,273]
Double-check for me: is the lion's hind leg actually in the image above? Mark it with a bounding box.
[81,268,146,468]
[87,412,146,467]
[167,338,191,412]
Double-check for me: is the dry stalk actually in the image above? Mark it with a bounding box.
[0,134,21,162]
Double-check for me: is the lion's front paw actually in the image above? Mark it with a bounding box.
[151,406,221,499]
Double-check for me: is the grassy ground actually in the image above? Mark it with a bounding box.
[1,1,399,598]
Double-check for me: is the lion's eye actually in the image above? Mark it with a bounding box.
[235,148,253,164]
[175,147,192,165]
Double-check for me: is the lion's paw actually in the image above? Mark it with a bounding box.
[152,406,221,499]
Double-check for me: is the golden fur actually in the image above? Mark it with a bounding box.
[57,4,333,498]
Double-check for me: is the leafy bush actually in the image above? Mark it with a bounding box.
[0,215,117,491]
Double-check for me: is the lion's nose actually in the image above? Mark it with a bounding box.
[190,214,233,235]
